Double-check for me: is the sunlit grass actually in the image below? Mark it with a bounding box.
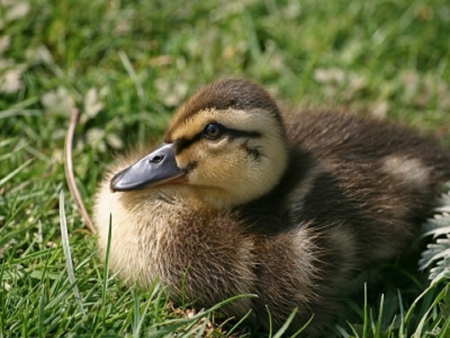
[1,0,450,336]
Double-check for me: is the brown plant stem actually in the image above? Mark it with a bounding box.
[64,108,96,234]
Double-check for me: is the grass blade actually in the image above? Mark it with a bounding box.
[272,308,297,338]
[59,189,86,318]
[101,214,113,327]
[119,50,144,101]
[0,159,32,187]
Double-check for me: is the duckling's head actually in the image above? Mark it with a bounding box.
[111,79,289,209]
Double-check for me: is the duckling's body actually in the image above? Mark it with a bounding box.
[94,79,450,336]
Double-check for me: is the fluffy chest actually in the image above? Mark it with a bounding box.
[93,187,256,304]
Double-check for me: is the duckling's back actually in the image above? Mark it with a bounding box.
[284,110,450,265]
[241,110,450,335]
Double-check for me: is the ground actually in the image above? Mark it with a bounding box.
[1,0,450,336]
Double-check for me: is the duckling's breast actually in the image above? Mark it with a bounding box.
[93,180,259,316]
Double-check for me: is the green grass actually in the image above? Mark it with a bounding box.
[1,0,450,336]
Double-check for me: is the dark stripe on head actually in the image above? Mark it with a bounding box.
[165,79,283,140]
[188,79,280,116]
[174,126,262,155]
[175,134,203,154]
[227,129,262,140]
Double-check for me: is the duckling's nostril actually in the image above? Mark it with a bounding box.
[150,155,164,164]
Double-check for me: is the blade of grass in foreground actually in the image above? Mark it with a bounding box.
[413,284,449,338]
[99,213,113,330]
[132,289,153,338]
[0,159,32,188]
[59,189,87,318]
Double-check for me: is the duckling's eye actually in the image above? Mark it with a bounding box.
[203,123,224,140]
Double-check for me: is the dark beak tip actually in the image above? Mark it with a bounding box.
[109,170,129,193]
[109,180,117,193]
[109,174,120,193]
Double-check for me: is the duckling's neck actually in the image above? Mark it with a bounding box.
[238,148,317,232]
[188,186,259,211]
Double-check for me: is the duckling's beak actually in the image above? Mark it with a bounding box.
[110,143,186,192]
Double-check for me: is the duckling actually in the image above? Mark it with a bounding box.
[93,79,450,336]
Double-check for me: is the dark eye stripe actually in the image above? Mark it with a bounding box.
[175,128,261,154]
[175,134,203,154]
[227,129,261,139]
